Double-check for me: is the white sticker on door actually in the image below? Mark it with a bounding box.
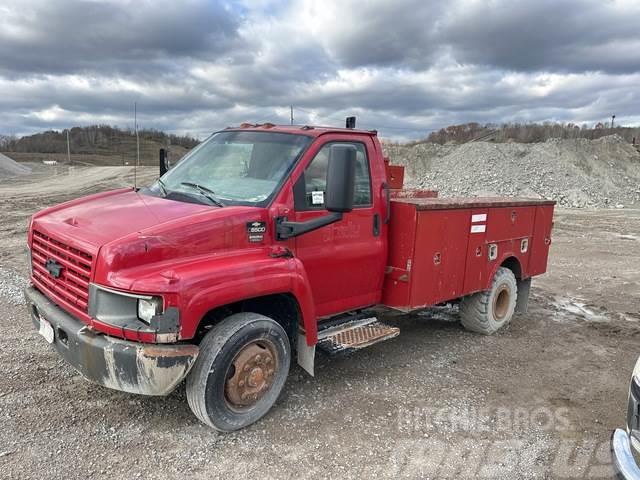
[472,213,487,223]
[470,224,486,233]
[311,191,324,205]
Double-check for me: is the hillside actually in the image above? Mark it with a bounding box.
[420,122,640,145]
[0,125,199,166]
[385,134,640,208]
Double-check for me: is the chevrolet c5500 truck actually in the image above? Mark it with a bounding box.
[25,121,554,431]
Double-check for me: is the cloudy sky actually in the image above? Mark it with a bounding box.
[1,0,640,140]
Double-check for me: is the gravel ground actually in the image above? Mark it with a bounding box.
[0,165,639,478]
[385,135,640,208]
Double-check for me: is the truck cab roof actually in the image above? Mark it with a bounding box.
[224,123,379,138]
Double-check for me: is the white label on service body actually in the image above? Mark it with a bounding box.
[311,191,324,205]
[470,224,486,233]
[471,213,487,223]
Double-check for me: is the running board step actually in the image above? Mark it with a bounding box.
[317,317,400,356]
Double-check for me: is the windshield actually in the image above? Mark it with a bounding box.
[150,131,311,207]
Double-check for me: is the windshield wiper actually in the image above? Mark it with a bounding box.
[157,178,169,197]
[180,182,225,207]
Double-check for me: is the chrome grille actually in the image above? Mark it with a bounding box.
[31,230,92,312]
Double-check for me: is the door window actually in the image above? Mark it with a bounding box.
[297,142,372,209]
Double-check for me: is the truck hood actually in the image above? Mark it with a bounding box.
[33,188,212,248]
[31,188,269,291]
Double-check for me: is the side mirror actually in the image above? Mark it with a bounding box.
[159,148,169,176]
[325,145,356,213]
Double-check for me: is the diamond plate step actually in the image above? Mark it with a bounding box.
[317,317,400,356]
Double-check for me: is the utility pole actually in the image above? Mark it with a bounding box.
[134,102,139,188]
[66,129,71,166]
[290,105,294,125]
[135,102,140,166]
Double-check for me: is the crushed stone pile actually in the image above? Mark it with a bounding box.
[385,135,640,208]
[0,152,31,178]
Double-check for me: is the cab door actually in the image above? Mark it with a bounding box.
[291,136,385,317]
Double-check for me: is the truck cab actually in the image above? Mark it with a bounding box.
[25,123,554,431]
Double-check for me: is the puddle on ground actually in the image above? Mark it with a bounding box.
[548,295,608,323]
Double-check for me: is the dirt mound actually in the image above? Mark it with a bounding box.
[0,152,31,178]
[385,135,640,208]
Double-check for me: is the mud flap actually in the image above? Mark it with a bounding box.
[516,278,532,313]
[297,332,316,376]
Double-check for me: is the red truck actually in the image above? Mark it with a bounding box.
[25,121,554,431]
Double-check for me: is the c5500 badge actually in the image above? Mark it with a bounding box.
[247,221,267,243]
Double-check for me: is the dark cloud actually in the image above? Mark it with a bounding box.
[0,0,639,140]
[310,0,640,73]
[0,0,242,76]
[317,0,442,68]
[440,0,640,73]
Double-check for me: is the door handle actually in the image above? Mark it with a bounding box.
[373,214,380,237]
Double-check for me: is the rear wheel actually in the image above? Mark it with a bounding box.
[460,267,518,335]
[186,312,291,431]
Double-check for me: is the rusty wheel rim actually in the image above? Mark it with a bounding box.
[493,284,510,320]
[224,340,278,410]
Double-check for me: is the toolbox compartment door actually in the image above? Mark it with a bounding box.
[408,209,469,306]
[463,209,489,294]
[528,204,554,276]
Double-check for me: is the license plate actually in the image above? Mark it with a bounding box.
[38,315,55,344]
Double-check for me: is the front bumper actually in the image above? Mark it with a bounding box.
[612,429,640,480]
[25,286,199,396]
[612,379,640,479]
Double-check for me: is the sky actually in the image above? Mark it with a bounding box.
[1,0,640,141]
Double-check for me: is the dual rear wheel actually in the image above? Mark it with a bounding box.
[460,267,518,335]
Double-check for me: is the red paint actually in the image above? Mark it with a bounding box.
[28,125,555,347]
[382,199,554,309]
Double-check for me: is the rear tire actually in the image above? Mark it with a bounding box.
[186,312,290,431]
[460,267,518,335]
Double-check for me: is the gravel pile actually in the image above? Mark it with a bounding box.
[0,152,31,178]
[385,135,640,208]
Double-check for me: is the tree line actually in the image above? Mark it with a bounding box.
[3,122,639,151]
[422,122,640,145]
[0,125,199,154]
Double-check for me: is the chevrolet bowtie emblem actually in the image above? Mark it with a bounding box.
[45,258,63,278]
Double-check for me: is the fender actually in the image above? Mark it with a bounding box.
[486,249,524,290]
[181,256,317,342]
[108,249,318,343]
[486,250,531,313]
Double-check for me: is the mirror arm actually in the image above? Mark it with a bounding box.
[276,213,343,240]
[159,148,167,176]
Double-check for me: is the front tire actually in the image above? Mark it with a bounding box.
[460,267,518,335]
[186,312,291,431]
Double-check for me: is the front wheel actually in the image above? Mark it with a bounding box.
[460,267,518,335]
[186,312,291,431]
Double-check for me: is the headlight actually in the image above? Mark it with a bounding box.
[632,356,640,386]
[138,297,163,323]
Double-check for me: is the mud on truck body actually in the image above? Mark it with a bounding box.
[25,122,555,431]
